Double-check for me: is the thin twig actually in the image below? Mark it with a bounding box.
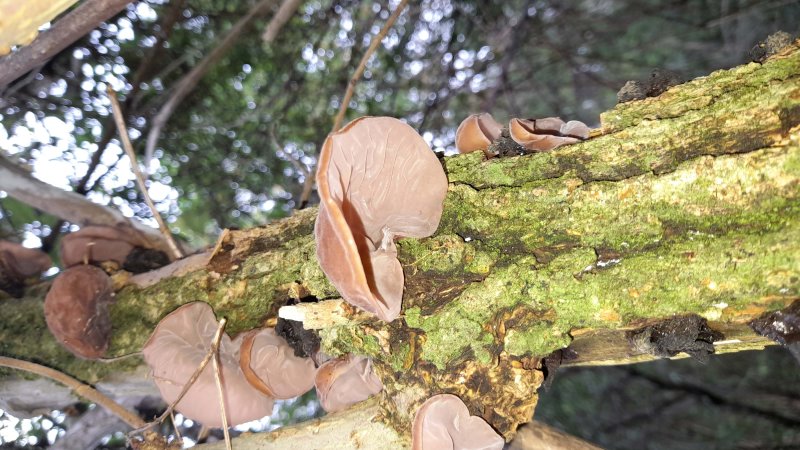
[0,356,146,429]
[297,0,410,208]
[132,318,228,434]
[331,0,410,132]
[107,87,183,260]
[212,340,232,450]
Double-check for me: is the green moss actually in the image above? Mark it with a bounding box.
[504,323,572,357]
[318,325,382,359]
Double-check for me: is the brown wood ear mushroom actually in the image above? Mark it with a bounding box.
[239,328,316,399]
[315,117,448,322]
[314,354,383,413]
[60,224,166,270]
[0,240,51,297]
[142,302,274,427]
[412,394,504,450]
[455,113,503,157]
[509,117,590,152]
[44,265,114,359]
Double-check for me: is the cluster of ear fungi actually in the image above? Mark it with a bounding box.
[0,240,51,297]
[456,112,590,156]
[142,301,383,426]
[44,224,168,359]
[39,116,504,443]
[313,116,503,447]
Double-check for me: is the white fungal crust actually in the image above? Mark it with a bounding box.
[315,116,448,322]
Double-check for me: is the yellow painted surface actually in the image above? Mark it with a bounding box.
[0,0,79,55]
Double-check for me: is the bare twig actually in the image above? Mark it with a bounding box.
[212,341,232,450]
[331,0,410,132]
[262,0,303,43]
[0,356,146,429]
[0,0,133,87]
[107,87,183,260]
[143,0,277,168]
[297,0,410,209]
[133,318,228,434]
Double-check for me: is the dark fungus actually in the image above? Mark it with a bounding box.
[44,265,114,359]
[627,315,723,363]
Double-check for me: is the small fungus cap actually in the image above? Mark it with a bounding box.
[239,328,316,399]
[412,394,504,450]
[455,113,502,156]
[142,302,274,427]
[44,265,114,359]
[509,117,589,152]
[60,225,152,268]
[0,240,51,279]
[314,354,383,413]
[315,117,448,322]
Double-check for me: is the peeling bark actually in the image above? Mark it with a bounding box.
[0,42,799,448]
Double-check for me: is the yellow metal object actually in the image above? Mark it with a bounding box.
[0,0,79,55]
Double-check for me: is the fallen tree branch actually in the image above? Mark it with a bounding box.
[0,153,173,255]
[0,0,133,88]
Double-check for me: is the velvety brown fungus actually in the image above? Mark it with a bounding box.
[314,354,383,413]
[44,265,114,359]
[412,394,504,450]
[239,328,316,399]
[142,302,274,427]
[315,116,448,322]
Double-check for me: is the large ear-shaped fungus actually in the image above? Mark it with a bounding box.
[239,328,316,399]
[412,394,504,450]
[142,302,274,427]
[455,113,502,157]
[44,265,114,359]
[60,225,157,268]
[314,354,383,413]
[315,117,448,322]
[509,117,590,152]
[0,241,51,296]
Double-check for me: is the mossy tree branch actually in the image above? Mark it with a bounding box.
[0,41,798,447]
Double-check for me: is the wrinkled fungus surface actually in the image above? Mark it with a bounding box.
[412,394,504,450]
[455,113,502,156]
[314,354,383,413]
[44,265,114,359]
[60,225,153,268]
[239,328,316,399]
[315,116,448,321]
[142,302,274,427]
[509,117,589,152]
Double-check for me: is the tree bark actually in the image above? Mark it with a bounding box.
[1,41,799,448]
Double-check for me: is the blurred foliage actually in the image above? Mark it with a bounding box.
[1,0,798,247]
[536,347,800,449]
